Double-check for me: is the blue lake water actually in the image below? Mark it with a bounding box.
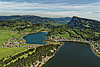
[42,42,100,67]
[23,32,47,45]
[23,32,100,67]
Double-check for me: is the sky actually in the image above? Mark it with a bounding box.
[0,0,100,20]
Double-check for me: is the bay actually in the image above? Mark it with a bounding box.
[42,42,100,67]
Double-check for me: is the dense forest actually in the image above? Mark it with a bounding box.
[0,44,61,67]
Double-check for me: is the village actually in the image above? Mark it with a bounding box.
[1,37,36,48]
[1,27,46,49]
[1,34,100,55]
[48,36,100,55]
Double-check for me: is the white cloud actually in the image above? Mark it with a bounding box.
[0,1,100,20]
[0,1,100,11]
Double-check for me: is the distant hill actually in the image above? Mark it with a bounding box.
[0,15,61,26]
[50,17,71,25]
[66,16,100,32]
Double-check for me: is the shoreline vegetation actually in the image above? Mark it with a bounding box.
[41,42,64,67]
[20,27,46,47]
[0,28,100,67]
[49,37,100,58]
[31,34,100,67]
[0,15,99,67]
[41,31,48,32]
[19,30,64,67]
[32,33,100,67]
[0,29,63,67]
[31,41,64,67]
[0,27,49,67]
[0,30,100,67]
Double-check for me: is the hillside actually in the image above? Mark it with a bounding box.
[66,16,100,32]
[0,15,61,26]
[50,17,71,25]
[47,25,100,41]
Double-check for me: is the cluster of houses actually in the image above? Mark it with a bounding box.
[48,36,100,54]
[92,43,100,54]
[1,37,19,48]
[1,37,36,48]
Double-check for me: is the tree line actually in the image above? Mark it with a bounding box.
[47,25,100,42]
[0,44,60,67]
[0,21,46,33]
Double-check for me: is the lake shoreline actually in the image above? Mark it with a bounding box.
[21,31,100,67]
[20,28,47,47]
[39,42,64,67]
[90,44,100,58]
[17,30,65,67]
[53,39,100,58]
[42,41,100,67]
[41,31,48,32]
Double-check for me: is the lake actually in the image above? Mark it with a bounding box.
[42,42,100,67]
[23,32,100,67]
[23,32,48,45]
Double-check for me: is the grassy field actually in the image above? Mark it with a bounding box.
[0,30,27,60]
[3,47,36,66]
[51,32,70,38]
[48,41,60,44]
[44,28,50,31]
[0,47,27,60]
[0,30,22,46]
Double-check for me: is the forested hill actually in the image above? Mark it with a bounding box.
[0,15,60,26]
[50,17,71,25]
[66,16,100,32]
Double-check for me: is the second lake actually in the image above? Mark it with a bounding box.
[23,32,47,45]
[42,42,100,67]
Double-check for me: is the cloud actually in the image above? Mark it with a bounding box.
[0,1,100,20]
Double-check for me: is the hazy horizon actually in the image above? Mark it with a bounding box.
[0,0,100,20]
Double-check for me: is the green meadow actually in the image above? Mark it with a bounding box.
[3,47,36,66]
[0,30,22,46]
[0,30,27,60]
[51,32,70,39]
[44,28,50,31]
[0,47,27,60]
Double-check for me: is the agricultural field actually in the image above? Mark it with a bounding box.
[0,47,27,60]
[51,32,70,39]
[0,30,22,46]
[0,30,27,60]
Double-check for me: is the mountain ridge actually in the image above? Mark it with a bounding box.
[0,15,61,26]
[66,16,100,32]
[50,17,71,25]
